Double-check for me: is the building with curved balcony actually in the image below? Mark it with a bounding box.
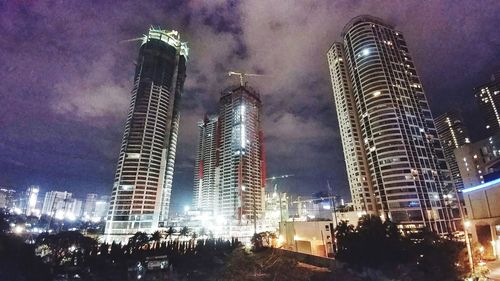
[328,16,457,234]
[104,28,188,243]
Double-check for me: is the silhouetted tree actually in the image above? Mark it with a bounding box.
[179,226,190,239]
[128,231,150,250]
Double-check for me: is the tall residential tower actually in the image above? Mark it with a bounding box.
[474,71,500,134]
[328,16,456,234]
[105,28,188,242]
[435,111,470,191]
[193,115,219,214]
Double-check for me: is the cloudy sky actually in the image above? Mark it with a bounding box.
[1,0,499,212]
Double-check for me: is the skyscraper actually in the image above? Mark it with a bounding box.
[105,28,188,242]
[41,191,72,216]
[218,84,265,223]
[435,111,470,191]
[474,71,500,134]
[20,185,39,216]
[83,193,98,219]
[193,115,219,214]
[327,16,455,234]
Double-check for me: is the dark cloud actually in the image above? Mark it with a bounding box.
[1,0,499,211]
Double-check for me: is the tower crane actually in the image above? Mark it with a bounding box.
[228,71,264,86]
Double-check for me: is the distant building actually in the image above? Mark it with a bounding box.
[83,193,98,218]
[435,111,470,191]
[455,132,500,188]
[105,27,188,243]
[327,15,456,234]
[280,221,335,257]
[193,115,219,214]
[41,191,72,217]
[0,188,15,209]
[217,84,266,224]
[19,186,40,216]
[67,198,83,219]
[264,189,288,227]
[94,196,109,221]
[474,71,500,134]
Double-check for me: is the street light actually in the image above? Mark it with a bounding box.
[463,220,474,274]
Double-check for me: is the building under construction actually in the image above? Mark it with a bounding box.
[193,77,266,225]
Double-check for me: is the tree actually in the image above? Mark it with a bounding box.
[166,226,175,240]
[151,230,162,249]
[128,232,150,250]
[0,212,10,234]
[179,226,190,239]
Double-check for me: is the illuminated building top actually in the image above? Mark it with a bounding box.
[142,27,189,57]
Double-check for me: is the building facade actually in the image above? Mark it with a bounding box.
[41,191,72,216]
[105,28,188,242]
[0,188,15,209]
[474,71,500,134]
[83,193,98,219]
[435,111,470,191]
[217,85,265,223]
[193,115,219,214]
[327,15,456,234]
[462,178,500,260]
[455,132,500,189]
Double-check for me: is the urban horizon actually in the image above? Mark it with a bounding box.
[1,1,500,280]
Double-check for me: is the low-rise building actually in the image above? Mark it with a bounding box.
[462,178,500,260]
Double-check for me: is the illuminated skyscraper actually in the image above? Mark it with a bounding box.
[435,111,470,191]
[193,115,219,213]
[328,16,456,234]
[474,71,500,134]
[41,191,72,216]
[83,193,97,218]
[218,84,265,223]
[105,28,188,242]
[20,185,39,216]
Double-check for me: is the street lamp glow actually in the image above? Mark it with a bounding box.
[464,220,471,228]
[14,225,24,234]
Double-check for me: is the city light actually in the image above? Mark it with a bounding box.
[462,177,500,193]
[14,225,24,234]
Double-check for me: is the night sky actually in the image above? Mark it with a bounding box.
[1,1,499,212]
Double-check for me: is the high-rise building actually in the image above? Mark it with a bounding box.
[327,15,456,234]
[41,191,72,217]
[94,196,110,221]
[83,193,98,218]
[19,185,40,216]
[474,71,500,134]
[435,111,470,190]
[217,84,265,223]
[193,115,219,214]
[0,188,15,209]
[455,132,500,188]
[105,28,188,242]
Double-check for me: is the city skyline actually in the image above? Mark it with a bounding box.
[1,1,500,213]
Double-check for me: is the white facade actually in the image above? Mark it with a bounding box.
[41,191,72,216]
[327,16,455,234]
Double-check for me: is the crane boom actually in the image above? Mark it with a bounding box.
[228,71,264,86]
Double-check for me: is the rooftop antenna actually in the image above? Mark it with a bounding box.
[228,71,264,86]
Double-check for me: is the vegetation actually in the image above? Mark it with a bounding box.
[335,214,469,280]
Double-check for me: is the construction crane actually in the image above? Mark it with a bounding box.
[228,71,264,86]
